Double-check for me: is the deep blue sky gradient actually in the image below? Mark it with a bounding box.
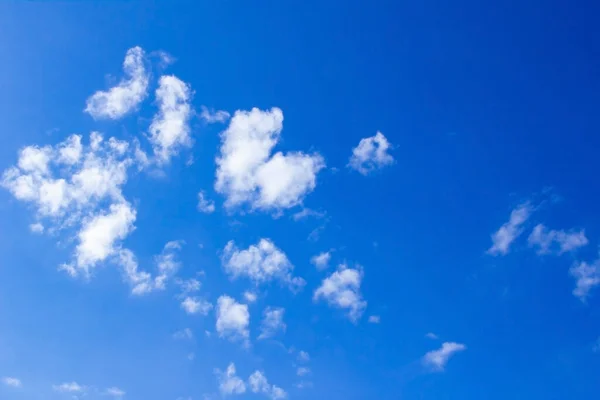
[1,1,599,399]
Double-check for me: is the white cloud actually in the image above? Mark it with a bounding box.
[243,291,258,303]
[422,342,466,371]
[528,224,588,255]
[106,387,126,398]
[292,208,325,221]
[221,239,305,291]
[314,264,367,322]
[2,132,138,278]
[53,381,85,393]
[197,191,216,213]
[153,240,184,290]
[348,131,394,175]
[2,377,22,388]
[258,307,286,339]
[216,295,250,343]
[570,258,600,301]
[296,367,310,377]
[487,203,531,256]
[310,251,331,270]
[215,107,325,211]
[368,315,381,324]
[75,202,136,274]
[248,371,287,400]
[200,106,230,123]
[30,222,44,233]
[425,332,439,340]
[117,249,153,295]
[297,351,310,362]
[173,328,193,340]
[149,75,193,164]
[181,296,213,315]
[215,363,246,396]
[177,277,201,294]
[85,46,149,119]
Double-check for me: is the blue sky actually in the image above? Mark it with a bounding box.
[1,1,599,399]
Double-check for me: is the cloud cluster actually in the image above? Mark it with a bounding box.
[249,370,287,399]
[215,363,246,395]
[221,239,305,291]
[570,257,600,301]
[215,107,325,211]
[215,365,286,399]
[314,264,367,322]
[348,131,394,175]
[1,132,136,276]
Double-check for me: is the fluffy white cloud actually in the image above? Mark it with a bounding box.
[149,75,193,164]
[248,371,287,400]
[314,264,367,322]
[29,222,44,233]
[75,202,136,273]
[215,363,246,396]
[53,382,85,393]
[106,387,126,398]
[422,342,466,371]
[200,106,230,123]
[243,291,257,303]
[2,377,21,388]
[216,295,250,343]
[487,203,531,256]
[570,258,600,301]
[348,131,394,175]
[197,191,216,213]
[221,239,305,291]
[368,315,381,324]
[310,251,331,270]
[2,132,138,278]
[85,46,149,119]
[181,296,213,315]
[528,224,588,255]
[258,307,286,339]
[215,107,325,211]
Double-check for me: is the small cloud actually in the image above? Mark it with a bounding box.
[243,291,258,303]
[528,224,588,255]
[215,363,246,395]
[297,351,310,363]
[310,251,331,270]
[216,295,250,344]
[425,332,439,340]
[348,131,394,175]
[200,106,230,124]
[292,208,326,221]
[173,328,193,340]
[314,264,367,322]
[487,203,531,256]
[181,297,213,315]
[188,352,196,361]
[198,191,216,213]
[53,381,85,393]
[296,367,311,377]
[258,307,286,340]
[2,377,22,388]
[422,342,466,371]
[106,387,126,398]
[29,222,44,234]
[368,315,381,324]
[570,257,600,302]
